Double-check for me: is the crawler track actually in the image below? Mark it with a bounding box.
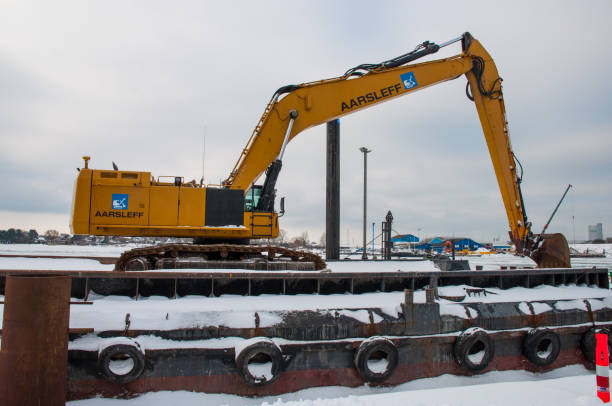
[114,243,327,271]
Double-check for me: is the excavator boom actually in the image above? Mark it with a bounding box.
[222,32,569,267]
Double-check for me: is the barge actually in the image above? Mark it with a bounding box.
[1,264,610,400]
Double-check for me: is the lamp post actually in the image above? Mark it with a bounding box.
[360,147,371,260]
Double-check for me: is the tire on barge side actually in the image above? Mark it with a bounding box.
[235,339,283,386]
[581,327,612,364]
[523,328,561,367]
[97,340,145,384]
[354,337,399,383]
[454,328,495,373]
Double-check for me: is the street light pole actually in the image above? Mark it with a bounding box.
[360,147,371,260]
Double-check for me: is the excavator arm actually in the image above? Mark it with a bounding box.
[224,32,570,268]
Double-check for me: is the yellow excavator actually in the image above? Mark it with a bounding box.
[70,32,570,270]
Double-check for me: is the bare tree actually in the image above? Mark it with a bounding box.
[290,231,310,248]
[44,229,60,244]
[274,229,287,245]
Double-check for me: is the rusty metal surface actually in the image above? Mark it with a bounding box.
[531,233,572,268]
[65,324,605,400]
[0,275,71,406]
[0,266,607,298]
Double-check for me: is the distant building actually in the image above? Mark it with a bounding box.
[415,236,483,252]
[391,234,419,243]
[588,223,603,241]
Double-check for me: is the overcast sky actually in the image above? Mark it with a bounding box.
[1,1,611,244]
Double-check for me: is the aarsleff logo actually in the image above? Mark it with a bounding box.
[111,194,128,210]
[400,72,418,90]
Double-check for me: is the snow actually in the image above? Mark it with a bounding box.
[467,349,485,365]
[0,244,133,257]
[440,303,477,319]
[249,361,273,381]
[0,283,608,334]
[536,341,553,359]
[0,257,113,271]
[367,357,389,374]
[108,357,134,376]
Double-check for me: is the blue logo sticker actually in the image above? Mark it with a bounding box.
[111,193,128,210]
[400,72,418,90]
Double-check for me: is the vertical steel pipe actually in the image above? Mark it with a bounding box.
[326,120,340,260]
[0,274,71,406]
[359,147,371,260]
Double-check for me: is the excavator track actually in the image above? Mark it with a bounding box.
[114,244,327,272]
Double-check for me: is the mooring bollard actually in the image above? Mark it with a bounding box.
[0,275,71,406]
[596,330,610,403]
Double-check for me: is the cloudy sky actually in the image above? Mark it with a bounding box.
[1,1,611,244]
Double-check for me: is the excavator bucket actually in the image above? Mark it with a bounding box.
[530,233,571,268]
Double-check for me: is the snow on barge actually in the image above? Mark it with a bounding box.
[0,263,611,401]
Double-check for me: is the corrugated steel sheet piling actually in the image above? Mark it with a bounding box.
[326,119,340,260]
[0,275,71,406]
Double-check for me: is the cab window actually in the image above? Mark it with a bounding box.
[244,185,263,212]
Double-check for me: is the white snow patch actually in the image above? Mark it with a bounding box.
[380,306,401,318]
[0,257,113,271]
[438,285,467,298]
[518,302,531,314]
[109,357,135,375]
[531,302,553,314]
[467,349,486,365]
[537,341,553,359]
[517,302,552,315]
[555,299,587,311]
[248,360,273,381]
[367,357,389,374]
[586,299,605,311]
[440,304,472,319]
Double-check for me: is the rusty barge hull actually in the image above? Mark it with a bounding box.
[1,266,611,400]
[65,281,612,400]
[68,326,604,399]
[0,266,608,298]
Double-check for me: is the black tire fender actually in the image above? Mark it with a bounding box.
[235,339,282,386]
[97,342,145,384]
[354,337,398,382]
[523,328,560,367]
[454,328,494,373]
[581,327,612,364]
